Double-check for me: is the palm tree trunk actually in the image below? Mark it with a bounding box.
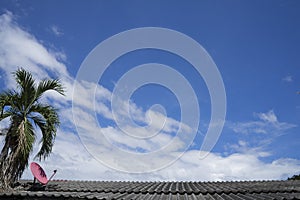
[0,137,11,189]
[0,139,25,189]
[0,121,28,189]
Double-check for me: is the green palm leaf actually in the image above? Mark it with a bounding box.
[35,79,65,100]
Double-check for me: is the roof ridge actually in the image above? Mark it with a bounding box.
[20,179,298,183]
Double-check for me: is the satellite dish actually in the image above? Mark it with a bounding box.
[30,162,57,185]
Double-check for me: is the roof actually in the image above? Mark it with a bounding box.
[1,180,300,199]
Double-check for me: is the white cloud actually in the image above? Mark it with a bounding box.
[0,11,72,95]
[21,134,300,181]
[22,119,300,181]
[72,79,194,157]
[1,11,300,182]
[256,110,278,123]
[50,25,63,37]
[282,75,293,83]
[225,110,297,159]
[229,110,296,135]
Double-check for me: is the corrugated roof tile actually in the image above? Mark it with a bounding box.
[1,180,300,199]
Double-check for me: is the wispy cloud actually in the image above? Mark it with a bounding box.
[50,25,63,37]
[282,75,293,83]
[226,110,297,156]
[229,110,296,135]
[0,11,71,91]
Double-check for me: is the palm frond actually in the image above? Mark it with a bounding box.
[13,68,36,111]
[30,104,60,160]
[0,111,15,121]
[35,79,65,101]
[0,91,23,122]
[13,68,35,91]
[0,91,16,115]
[30,114,47,130]
[0,92,11,107]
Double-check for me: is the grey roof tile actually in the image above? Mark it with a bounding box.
[209,193,224,200]
[1,180,300,199]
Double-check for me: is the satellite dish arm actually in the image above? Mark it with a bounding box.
[47,169,57,183]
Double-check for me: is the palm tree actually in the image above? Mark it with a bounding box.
[0,68,64,189]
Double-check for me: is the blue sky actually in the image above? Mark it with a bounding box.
[0,0,300,181]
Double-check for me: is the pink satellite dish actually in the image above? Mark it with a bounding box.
[30,162,57,185]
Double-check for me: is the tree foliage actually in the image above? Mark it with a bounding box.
[288,174,300,180]
[0,68,64,189]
